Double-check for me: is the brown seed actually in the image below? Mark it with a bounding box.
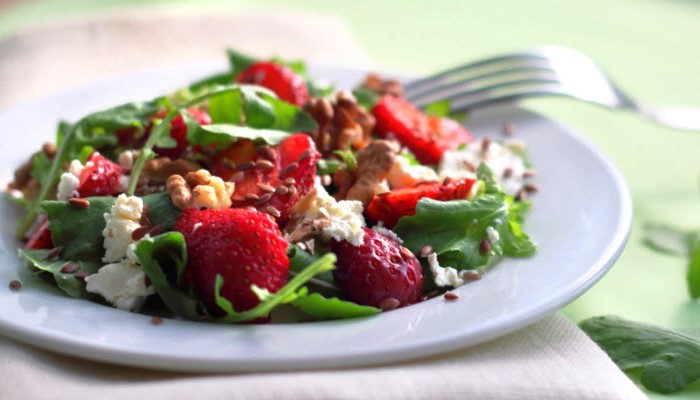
[244,193,260,201]
[515,189,528,202]
[481,136,492,153]
[231,171,246,183]
[8,280,21,291]
[131,225,150,241]
[523,168,537,179]
[264,206,281,218]
[42,142,58,158]
[283,177,296,186]
[425,290,439,299]
[74,272,91,280]
[46,246,64,261]
[237,162,253,171]
[523,183,539,193]
[442,177,452,185]
[148,225,164,236]
[256,193,273,205]
[298,149,311,162]
[68,198,90,209]
[275,186,289,195]
[245,206,258,213]
[462,160,477,172]
[479,239,491,255]
[420,245,433,257]
[461,270,482,280]
[258,145,277,161]
[502,122,516,135]
[279,162,299,177]
[502,167,514,179]
[378,297,400,311]
[288,185,298,197]
[140,204,151,227]
[151,316,164,326]
[255,159,275,170]
[257,183,275,193]
[444,292,460,301]
[60,262,80,274]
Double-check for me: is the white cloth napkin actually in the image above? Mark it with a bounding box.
[0,8,647,400]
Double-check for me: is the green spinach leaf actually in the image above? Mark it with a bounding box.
[21,249,101,298]
[290,291,380,320]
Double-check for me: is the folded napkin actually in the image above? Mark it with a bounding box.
[0,8,647,400]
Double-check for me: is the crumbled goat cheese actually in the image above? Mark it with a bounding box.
[85,260,155,311]
[371,221,403,243]
[301,183,366,246]
[56,160,84,200]
[439,138,527,196]
[102,194,143,263]
[387,155,439,190]
[486,226,500,244]
[118,150,139,172]
[427,252,464,288]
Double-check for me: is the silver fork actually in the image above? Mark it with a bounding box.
[404,46,700,131]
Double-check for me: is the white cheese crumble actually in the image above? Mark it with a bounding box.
[387,155,439,190]
[85,260,155,311]
[486,226,500,245]
[439,138,527,196]
[299,182,366,246]
[56,159,84,200]
[102,194,143,263]
[427,252,465,288]
[371,221,403,243]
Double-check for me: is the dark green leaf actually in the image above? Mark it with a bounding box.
[240,85,276,128]
[135,232,205,320]
[226,48,257,79]
[290,292,380,320]
[207,90,243,124]
[316,158,345,175]
[142,192,181,231]
[580,315,700,394]
[21,249,101,298]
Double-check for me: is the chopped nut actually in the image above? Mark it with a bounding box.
[360,73,404,98]
[342,140,400,205]
[142,157,201,184]
[167,169,235,210]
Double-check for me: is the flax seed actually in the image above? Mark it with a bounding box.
[523,183,539,193]
[502,167,514,179]
[288,186,297,196]
[444,292,460,301]
[68,198,90,209]
[74,272,91,280]
[279,162,298,176]
[479,239,491,254]
[425,290,439,299]
[148,225,164,236]
[256,193,273,205]
[151,316,164,325]
[481,136,492,153]
[284,177,296,186]
[378,297,400,311]
[237,162,253,171]
[8,280,21,291]
[523,168,537,179]
[264,206,281,218]
[244,193,260,201]
[60,262,80,274]
[231,171,246,183]
[220,158,236,169]
[255,160,275,170]
[502,122,516,135]
[46,246,63,261]
[257,183,275,193]
[298,149,311,162]
[275,186,289,195]
[42,142,58,158]
[442,177,452,185]
[420,245,433,257]
[131,226,150,241]
[461,270,482,280]
[245,206,258,212]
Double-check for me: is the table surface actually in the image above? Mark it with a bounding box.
[2,0,700,398]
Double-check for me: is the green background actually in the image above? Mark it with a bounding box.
[2,0,700,397]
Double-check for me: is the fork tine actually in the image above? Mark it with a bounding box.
[406,65,557,107]
[404,51,548,94]
[445,82,572,113]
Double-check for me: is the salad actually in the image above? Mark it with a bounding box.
[5,49,537,324]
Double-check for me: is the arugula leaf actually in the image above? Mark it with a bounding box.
[424,99,451,117]
[687,242,700,299]
[334,149,357,170]
[352,87,379,110]
[190,125,289,147]
[214,253,337,324]
[21,249,101,298]
[290,290,380,320]
[226,48,257,78]
[394,166,536,270]
[135,232,205,321]
[43,192,179,261]
[580,315,700,394]
[316,158,345,175]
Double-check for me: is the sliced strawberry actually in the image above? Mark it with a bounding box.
[366,177,475,228]
[25,215,53,249]
[210,134,320,227]
[174,208,289,316]
[330,227,423,309]
[372,95,473,165]
[76,152,123,197]
[236,62,309,106]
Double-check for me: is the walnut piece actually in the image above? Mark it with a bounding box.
[303,91,375,156]
[166,169,234,210]
[360,73,404,98]
[339,140,400,205]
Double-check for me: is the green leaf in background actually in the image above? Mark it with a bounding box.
[643,222,698,257]
[135,232,205,321]
[580,315,700,394]
[21,249,101,298]
[316,158,345,175]
[687,243,700,299]
[351,87,379,111]
[424,99,451,117]
[290,291,380,320]
[226,48,257,79]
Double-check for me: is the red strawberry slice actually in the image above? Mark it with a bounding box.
[153,107,211,158]
[236,62,310,106]
[372,95,473,165]
[210,133,320,228]
[330,227,423,309]
[175,208,289,316]
[366,177,475,228]
[76,152,123,197]
[25,215,53,249]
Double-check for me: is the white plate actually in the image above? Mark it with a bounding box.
[0,63,632,372]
